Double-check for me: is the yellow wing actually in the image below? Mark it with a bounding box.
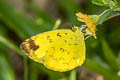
[20,27,85,72]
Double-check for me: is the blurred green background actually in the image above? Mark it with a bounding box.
[0,0,120,80]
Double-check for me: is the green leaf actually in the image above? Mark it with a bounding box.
[84,59,120,80]
[117,0,120,6]
[0,50,15,80]
[97,9,112,24]
[28,4,55,24]
[92,0,108,6]
[0,35,24,56]
[103,8,120,22]
[101,39,120,71]
[97,9,120,25]
[92,0,119,8]
[57,0,80,22]
[0,0,53,39]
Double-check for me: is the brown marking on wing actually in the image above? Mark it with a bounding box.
[20,43,29,54]
[57,33,62,37]
[28,38,39,51]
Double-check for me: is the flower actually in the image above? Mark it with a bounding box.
[76,12,97,39]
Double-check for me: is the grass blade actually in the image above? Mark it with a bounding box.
[101,39,120,71]
[84,59,120,80]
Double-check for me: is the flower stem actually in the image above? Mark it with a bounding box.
[24,57,28,80]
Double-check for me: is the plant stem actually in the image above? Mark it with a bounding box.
[69,70,76,80]
[24,57,28,80]
[0,35,24,56]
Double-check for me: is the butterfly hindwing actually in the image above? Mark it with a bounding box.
[20,27,85,72]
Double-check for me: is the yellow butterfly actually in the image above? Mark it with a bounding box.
[20,26,85,72]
